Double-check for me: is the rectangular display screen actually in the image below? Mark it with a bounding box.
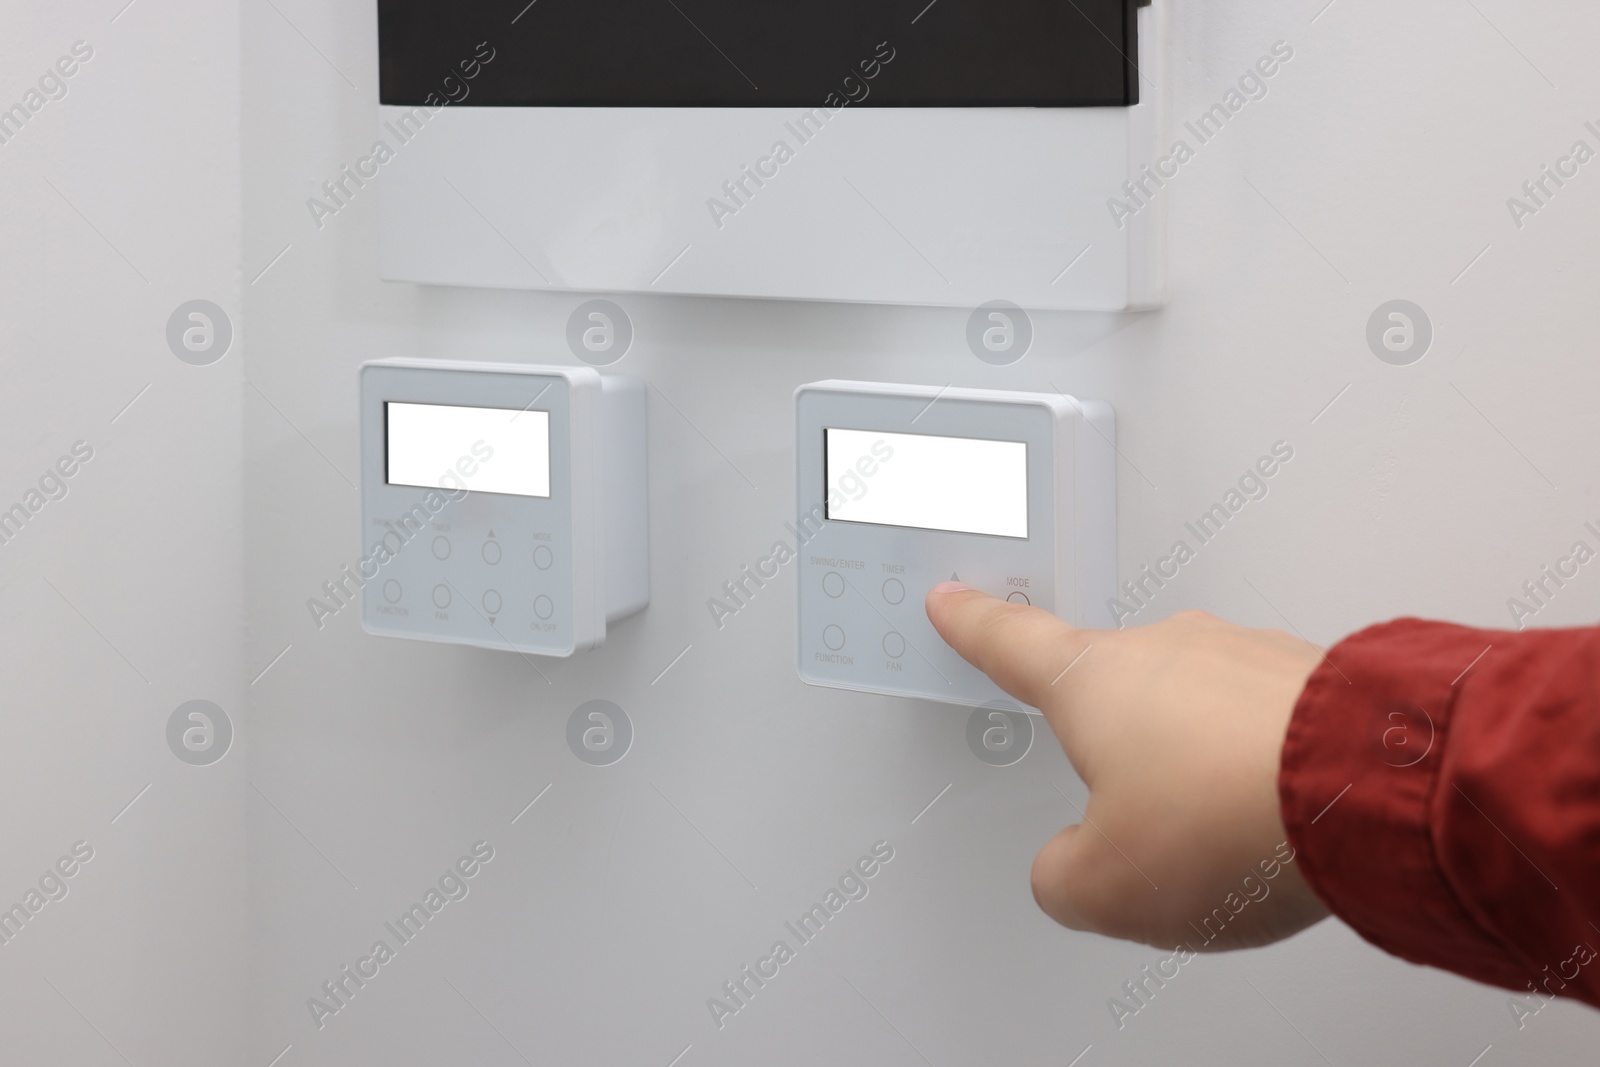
[377,1,1139,108]
[826,428,1027,538]
[386,402,550,498]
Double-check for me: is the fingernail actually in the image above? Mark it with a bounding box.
[930,581,970,594]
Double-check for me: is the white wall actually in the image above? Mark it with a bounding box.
[239,1,1600,1064]
[0,3,246,1065]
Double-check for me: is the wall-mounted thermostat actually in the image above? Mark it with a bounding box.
[374,1,1166,310]
[358,360,647,656]
[795,381,1115,709]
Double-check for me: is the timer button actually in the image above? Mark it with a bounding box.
[432,536,451,560]
[882,578,905,605]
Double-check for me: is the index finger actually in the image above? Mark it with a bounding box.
[924,582,1097,715]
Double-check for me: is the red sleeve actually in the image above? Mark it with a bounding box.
[1279,618,1600,1011]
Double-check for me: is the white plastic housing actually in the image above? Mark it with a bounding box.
[376,4,1166,311]
[358,360,647,656]
[795,380,1115,710]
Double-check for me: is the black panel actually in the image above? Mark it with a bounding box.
[377,1,1141,108]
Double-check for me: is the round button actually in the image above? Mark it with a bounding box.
[1006,591,1030,605]
[823,625,845,651]
[382,579,402,604]
[431,536,451,560]
[533,545,553,570]
[534,595,554,620]
[822,572,845,598]
[882,578,905,605]
[482,540,502,565]
[483,589,502,615]
[432,584,451,609]
[883,631,906,658]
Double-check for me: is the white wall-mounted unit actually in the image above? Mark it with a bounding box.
[374,0,1166,310]
[358,360,649,657]
[794,380,1116,709]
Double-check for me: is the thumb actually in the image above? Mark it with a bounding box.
[1031,822,1145,940]
[1030,824,1095,933]
[924,583,1093,713]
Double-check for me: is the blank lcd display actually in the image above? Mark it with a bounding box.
[826,428,1026,538]
[386,402,550,498]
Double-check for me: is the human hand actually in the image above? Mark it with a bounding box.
[925,585,1331,950]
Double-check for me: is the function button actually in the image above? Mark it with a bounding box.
[882,631,906,658]
[482,540,502,565]
[483,589,503,615]
[432,584,452,609]
[533,594,554,620]
[882,578,905,605]
[823,624,845,651]
[1006,591,1030,605]
[382,579,402,604]
[822,572,845,598]
[431,536,452,560]
[533,545,553,570]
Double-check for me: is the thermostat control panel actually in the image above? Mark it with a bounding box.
[795,380,1115,709]
[359,360,647,656]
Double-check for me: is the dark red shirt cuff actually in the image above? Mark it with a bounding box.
[1280,618,1600,1007]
